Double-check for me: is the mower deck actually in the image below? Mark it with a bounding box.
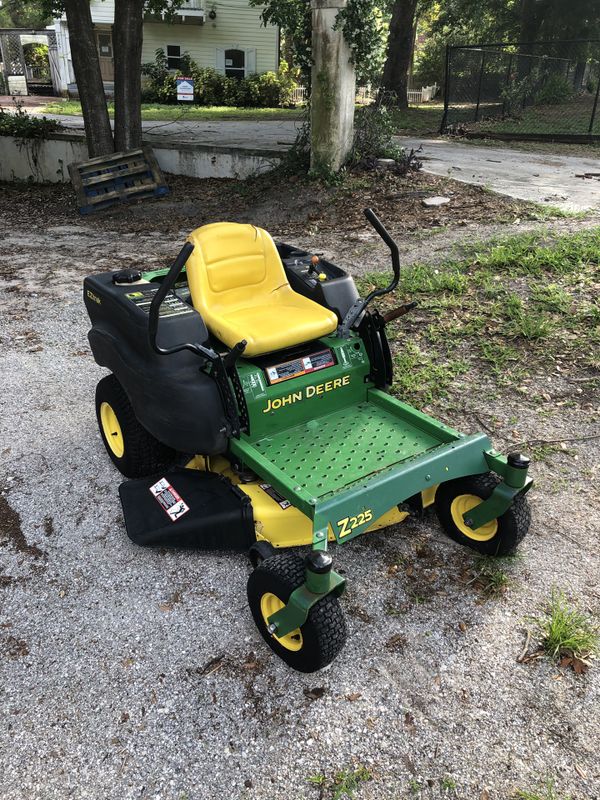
[231,388,496,546]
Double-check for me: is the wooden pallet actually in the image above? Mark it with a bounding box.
[68,146,169,215]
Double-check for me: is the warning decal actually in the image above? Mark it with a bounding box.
[259,483,291,510]
[149,477,190,521]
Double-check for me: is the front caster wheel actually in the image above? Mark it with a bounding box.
[247,552,347,672]
[435,473,530,556]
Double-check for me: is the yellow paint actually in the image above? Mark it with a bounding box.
[450,493,498,541]
[421,485,438,508]
[336,509,373,538]
[260,592,303,651]
[99,402,124,458]
[263,375,350,413]
[185,222,337,356]
[185,454,411,546]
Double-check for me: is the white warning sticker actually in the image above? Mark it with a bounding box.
[149,477,190,522]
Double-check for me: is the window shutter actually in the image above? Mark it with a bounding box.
[245,48,256,76]
[215,48,225,74]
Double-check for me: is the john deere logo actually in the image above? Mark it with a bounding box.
[263,375,350,413]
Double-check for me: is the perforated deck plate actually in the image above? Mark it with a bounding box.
[251,401,441,500]
[230,389,493,542]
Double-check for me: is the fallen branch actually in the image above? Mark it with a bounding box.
[516,629,532,663]
[503,433,600,452]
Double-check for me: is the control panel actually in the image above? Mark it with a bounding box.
[125,285,194,318]
[264,348,336,385]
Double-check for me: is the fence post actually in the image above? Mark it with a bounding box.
[589,67,600,134]
[440,44,451,133]
[474,50,486,122]
[501,53,513,119]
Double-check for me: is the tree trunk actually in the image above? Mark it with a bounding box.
[310,0,355,173]
[113,0,145,152]
[381,0,419,109]
[64,0,113,157]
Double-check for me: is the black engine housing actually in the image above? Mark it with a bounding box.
[84,273,229,455]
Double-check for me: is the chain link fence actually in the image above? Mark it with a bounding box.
[441,40,600,140]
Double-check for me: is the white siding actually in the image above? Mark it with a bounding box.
[89,0,116,24]
[142,6,278,75]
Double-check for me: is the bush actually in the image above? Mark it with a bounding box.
[535,73,574,105]
[0,102,60,139]
[141,49,298,107]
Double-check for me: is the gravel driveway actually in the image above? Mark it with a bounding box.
[1,219,599,800]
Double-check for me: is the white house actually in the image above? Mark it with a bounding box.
[51,0,279,95]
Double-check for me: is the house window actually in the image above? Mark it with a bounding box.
[166,45,181,70]
[225,49,245,79]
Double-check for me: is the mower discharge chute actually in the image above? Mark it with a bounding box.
[84,209,532,672]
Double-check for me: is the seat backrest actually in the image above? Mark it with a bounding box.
[186,222,289,315]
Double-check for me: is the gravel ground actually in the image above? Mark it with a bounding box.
[1,206,599,800]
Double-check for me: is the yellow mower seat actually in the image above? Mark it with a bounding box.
[185,222,338,357]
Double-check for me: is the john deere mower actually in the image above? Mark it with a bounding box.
[84,209,532,672]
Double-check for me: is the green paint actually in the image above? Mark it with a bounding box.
[266,566,346,637]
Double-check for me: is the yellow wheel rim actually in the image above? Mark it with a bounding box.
[260,592,303,652]
[100,402,125,459]
[450,493,498,541]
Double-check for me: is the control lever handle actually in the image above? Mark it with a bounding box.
[148,241,216,361]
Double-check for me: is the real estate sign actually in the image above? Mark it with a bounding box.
[176,77,194,102]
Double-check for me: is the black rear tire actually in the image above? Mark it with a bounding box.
[95,374,176,478]
[247,552,347,672]
[435,472,530,556]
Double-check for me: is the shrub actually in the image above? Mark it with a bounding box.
[0,102,60,139]
[535,73,573,105]
[141,49,298,107]
[141,48,177,103]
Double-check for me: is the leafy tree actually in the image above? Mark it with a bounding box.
[0,0,52,28]
[250,0,385,83]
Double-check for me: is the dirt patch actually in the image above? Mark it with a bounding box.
[0,168,540,239]
[1,635,29,659]
[0,493,45,559]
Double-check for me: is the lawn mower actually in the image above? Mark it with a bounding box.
[84,209,532,672]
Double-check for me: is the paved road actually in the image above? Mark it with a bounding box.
[14,103,600,210]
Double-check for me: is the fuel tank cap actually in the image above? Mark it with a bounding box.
[112,269,143,284]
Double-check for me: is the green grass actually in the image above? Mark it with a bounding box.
[307,766,372,800]
[440,776,458,791]
[389,103,444,135]
[531,590,599,662]
[41,99,301,121]
[471,554,521,597]
[357,228,600,408]
[453,94,599,136]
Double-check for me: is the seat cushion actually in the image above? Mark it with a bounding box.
[211,292,338,356]
[185,222,338,356]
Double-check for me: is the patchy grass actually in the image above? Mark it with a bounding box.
[514,777,571,800]
[469,554,521,597]
[307,766,372,800]
[41,100,301,121]
[531,590,599,663]
[357,228,600,408]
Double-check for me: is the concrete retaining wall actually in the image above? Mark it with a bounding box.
[0,133,281,183]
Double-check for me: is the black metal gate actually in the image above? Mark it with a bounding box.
[441,40,600,141]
